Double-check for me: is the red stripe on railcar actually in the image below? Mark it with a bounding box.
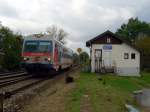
[22,52,51,56]
[54,47,58,64]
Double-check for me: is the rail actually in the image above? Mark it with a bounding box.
[0,66,79,112]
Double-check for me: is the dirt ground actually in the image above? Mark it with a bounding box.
[80,91,93,112]
[142,107,150,112]
[22,71,150,112]
[23,71,79,112]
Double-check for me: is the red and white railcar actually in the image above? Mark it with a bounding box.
[22,34,73,74]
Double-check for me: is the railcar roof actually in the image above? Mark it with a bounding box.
[24,34,53,41]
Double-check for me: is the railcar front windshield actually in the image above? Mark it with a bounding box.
[24,40,52,53]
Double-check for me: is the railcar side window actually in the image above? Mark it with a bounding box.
[124,53,129,59]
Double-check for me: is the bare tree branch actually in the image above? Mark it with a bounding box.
[46,25,68,44]
[57,28,68,44]
[46,25,57,38]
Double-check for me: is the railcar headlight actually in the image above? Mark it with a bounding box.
[23,57,29,61]
[45,57,51,62]
[23,57,27,61]
[47,58,51,61]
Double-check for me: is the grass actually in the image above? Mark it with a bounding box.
[66,72,150,112]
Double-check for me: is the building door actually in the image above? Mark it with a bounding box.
[94,49,102,72]
[102,45,112,67]
[103,51,112,67]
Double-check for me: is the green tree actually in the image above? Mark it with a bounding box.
[79,52,89,65]
[136,37,150,55]
[136,37,150,70]
[0,25,23,70]
[116,18,150,43]
[72,53,79,65]
[79,51,90,72]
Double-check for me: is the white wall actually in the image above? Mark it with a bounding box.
[91,43,140,76]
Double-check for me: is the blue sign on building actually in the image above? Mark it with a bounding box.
[103,45,112,50]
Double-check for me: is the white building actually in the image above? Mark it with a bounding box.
[86,31,140,76]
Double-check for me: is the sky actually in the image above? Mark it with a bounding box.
[0,0,150,52]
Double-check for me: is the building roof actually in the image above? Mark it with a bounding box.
[86,30,141,52]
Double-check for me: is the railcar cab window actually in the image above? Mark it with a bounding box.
[39,41,52,53]
[131,53,136,59]
[124,53,129,59]
[24,41,52,53]
[24,41,38,52]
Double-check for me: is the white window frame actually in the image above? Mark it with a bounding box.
[124,53,129,59]
[107,38,111,43]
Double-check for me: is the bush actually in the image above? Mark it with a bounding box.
[144,68,150,73]
[0,26,22,70]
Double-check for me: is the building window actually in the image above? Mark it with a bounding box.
[124,53,129,59]
[131,53,136,59]
[107,38,111,43]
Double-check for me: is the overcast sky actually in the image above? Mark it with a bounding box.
[0,0,150,52]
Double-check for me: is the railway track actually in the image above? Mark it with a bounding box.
[0,72,27,80]
[0,66,79,112]
[0,71,31,88]
[0,71,25,76]
[3,78,46,99]
[0,75,32,88]
[0,66,78,100]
